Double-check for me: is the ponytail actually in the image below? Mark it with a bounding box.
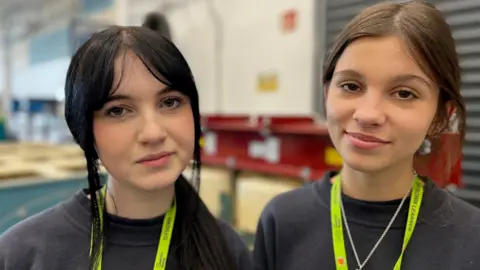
[171,105,237,269]
[174,174,237,269]
[84,123,104,270]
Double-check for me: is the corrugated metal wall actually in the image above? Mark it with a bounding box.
[325,0,480,189]
[434,1,480,188]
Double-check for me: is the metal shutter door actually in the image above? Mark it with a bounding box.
[326,0,378,50]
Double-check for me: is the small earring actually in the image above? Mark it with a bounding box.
[418,139,432,155]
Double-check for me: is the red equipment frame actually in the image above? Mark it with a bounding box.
[200,115,463,188]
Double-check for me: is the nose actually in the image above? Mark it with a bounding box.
[137,112,167,145]
[352,91,386,127]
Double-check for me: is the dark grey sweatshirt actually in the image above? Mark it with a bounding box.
[253,171,480,270]
[0,189,252,270]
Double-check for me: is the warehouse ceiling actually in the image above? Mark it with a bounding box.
[0,0,78,42]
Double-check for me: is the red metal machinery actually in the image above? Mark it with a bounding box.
[200,115,463,188]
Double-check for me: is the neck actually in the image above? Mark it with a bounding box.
[337,161,415,202]
[104,178,175,220]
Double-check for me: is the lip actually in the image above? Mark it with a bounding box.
[136,152,173,166]
[345,132,390,150]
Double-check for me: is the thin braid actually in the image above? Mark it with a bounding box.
[85,126,103,270]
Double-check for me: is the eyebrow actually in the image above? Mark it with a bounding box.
[333,69,432,88]
[105,86,174,103]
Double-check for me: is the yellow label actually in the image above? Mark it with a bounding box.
[257,72,279,92]
[199,137,205,148]
[325,147,343,167]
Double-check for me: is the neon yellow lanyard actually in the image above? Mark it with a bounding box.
[331,175,424,270]
[89,187,177,270]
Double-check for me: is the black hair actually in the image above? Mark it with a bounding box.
[64,26,236,270]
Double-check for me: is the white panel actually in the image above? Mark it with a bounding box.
[168,1,218,114]
[0,42,4,94]
[221,0,316,115]
[12,58,70,100]
[11,40,29,72]
[127,0,159,25]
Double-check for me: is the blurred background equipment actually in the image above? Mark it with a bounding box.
[142,11,172,39]
[0,0,479,247]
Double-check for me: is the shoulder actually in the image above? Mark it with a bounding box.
[0,197,86,269]
[259,181,326,227]
[217,219,253,270]
[424,187,480,241]
[0,206,59,268]
[442,191,480,224]
[0,204,62,244]
[252,180,328,270]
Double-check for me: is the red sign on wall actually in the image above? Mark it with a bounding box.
[282,9,297,33]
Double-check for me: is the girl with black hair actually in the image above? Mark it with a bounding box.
[0,25,252,270]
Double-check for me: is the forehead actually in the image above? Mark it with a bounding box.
[112,50,167,96]
[335,35,429,81]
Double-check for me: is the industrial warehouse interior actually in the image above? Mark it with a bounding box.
[1,0,480,269]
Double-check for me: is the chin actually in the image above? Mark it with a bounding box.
[133,171,180,192]
[341,150,391,173]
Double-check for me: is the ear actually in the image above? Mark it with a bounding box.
[428,101,456,136]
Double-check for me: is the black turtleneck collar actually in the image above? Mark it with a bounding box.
[64,189,165,246]
[315,171,443,229]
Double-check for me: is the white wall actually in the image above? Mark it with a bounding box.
[168,1,218,114]
[10,39,30,99]
[0,41,4,94]
[12,58,71,100]
[153,0,320,115]
[221,0,317,115]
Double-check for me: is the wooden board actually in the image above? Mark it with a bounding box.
[0,143,89,181]
[235,173,301,233]
[0,162,40,180]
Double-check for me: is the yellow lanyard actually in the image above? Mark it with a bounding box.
[89,187,177,270]
[331,175,424,270]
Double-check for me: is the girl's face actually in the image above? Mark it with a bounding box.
[325,36,439,173]
[93,50,195,192]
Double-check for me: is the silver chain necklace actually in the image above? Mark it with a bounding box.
[340,174,416,270]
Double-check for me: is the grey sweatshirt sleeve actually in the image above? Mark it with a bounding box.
[253,203,276,270]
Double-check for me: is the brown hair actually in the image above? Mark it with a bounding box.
[322,1,466,181]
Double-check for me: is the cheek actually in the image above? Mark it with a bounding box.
[325,94,348,129]
[394,112,433,150]
[167,111,195,157]
[93,120,131,160]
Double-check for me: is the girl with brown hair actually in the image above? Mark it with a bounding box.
[253,1,480,270]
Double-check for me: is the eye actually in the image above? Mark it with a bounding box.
[394,90,417,100]
[105,106,129,117]
[160,97,183,109]
[340,82,361,92]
